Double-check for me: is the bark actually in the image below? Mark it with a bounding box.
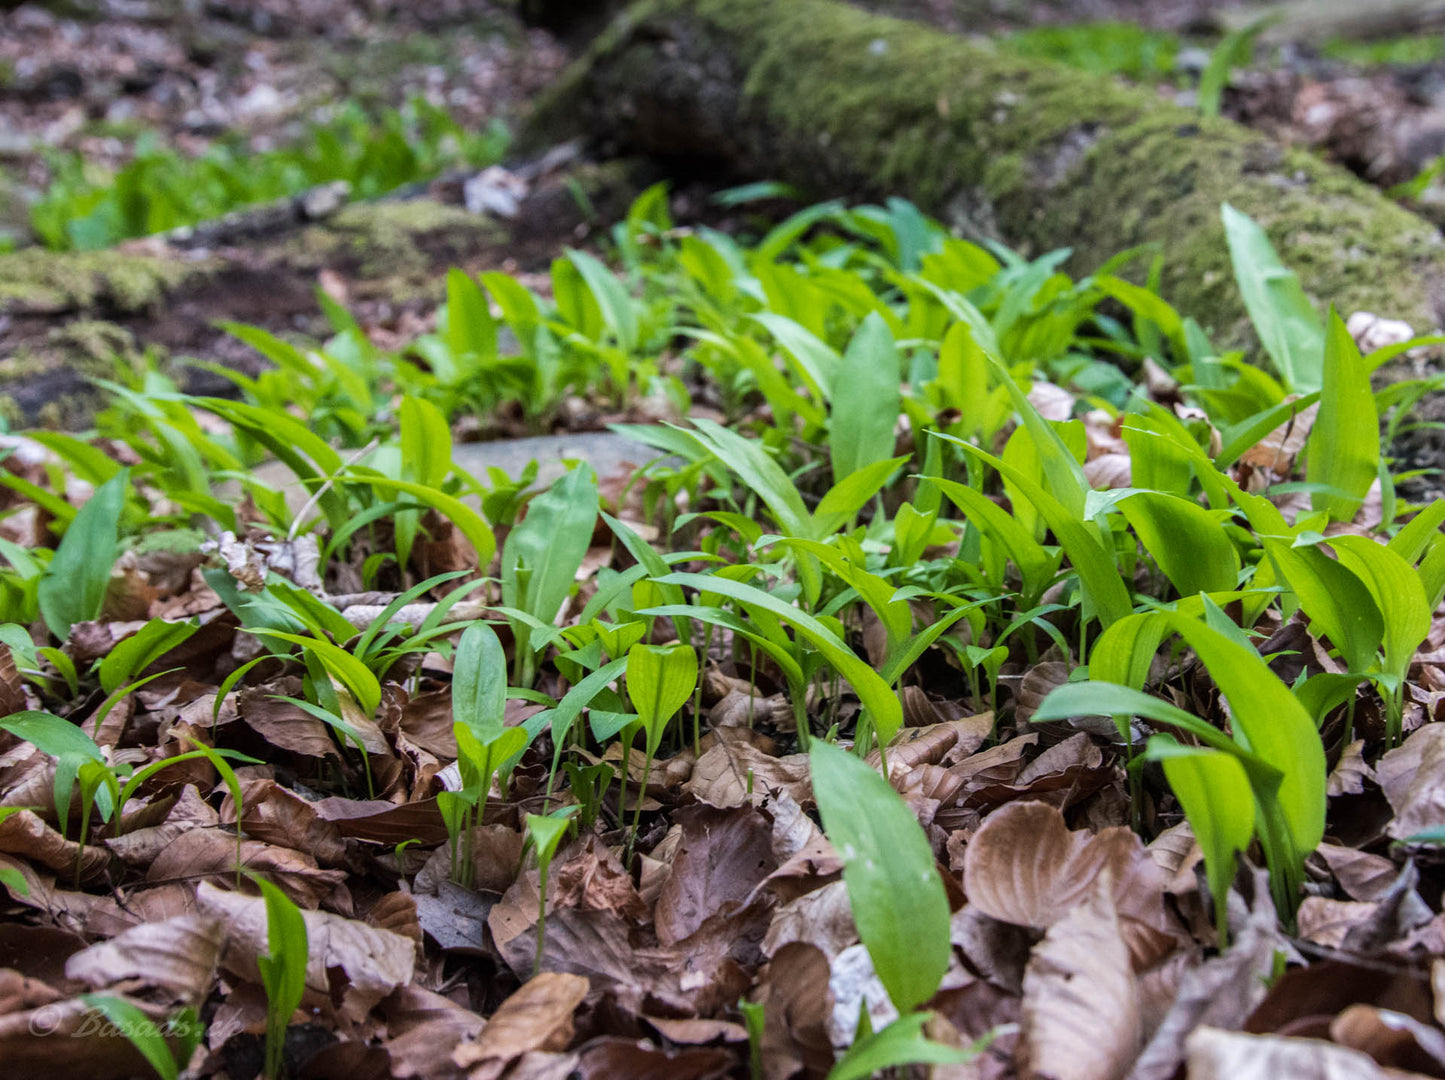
[525,0,1445,351]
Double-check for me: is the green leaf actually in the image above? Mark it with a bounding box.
[78,994,184,1080]
[444,268,497,363]
[1144,738,1254,947]
[940,435,1131,627]
[813,456,909,535]
[252,873,309,1080]
[99,619,198,696]
[502,464,598,625]
[1221,203,1324,393]
[249,630,382,717]
[682,418,812,539]
[827,1013,975,1080]
[831,313,901,480]
[566,248,638,353]
[750,312,839,399]
[924,475,1058,603]
[1265,540,1383,674]
[399,396,453,488]
[658,572,902,747]
[453,622,508,741]
[1329,535,1430,685]
[1306,309,1379,520]
[38,470,127,639]
[988,358,1088,517]
[1119,491,1240,597]
[342,471,497,570]
[626,643,699,757]
[810,741,950,1014]
[0,709,105,824]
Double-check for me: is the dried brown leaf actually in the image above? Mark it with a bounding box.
[452,972,588,1079]
[1020,885,1141,1080]
[63,913,223,1004]
[1185,1026,1400,1080]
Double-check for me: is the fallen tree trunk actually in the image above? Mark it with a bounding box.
[526,0,1445,350]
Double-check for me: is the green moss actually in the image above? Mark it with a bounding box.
[291,199,503,299]
[537,0,1445,347]
[44,319,140,375]
[0,248,202,314]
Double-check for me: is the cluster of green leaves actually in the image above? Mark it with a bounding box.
[999,21,1182,82]
[3,184,1443,1066]
[29,98,506,250]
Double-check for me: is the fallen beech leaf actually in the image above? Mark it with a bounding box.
[1020,886,1141,1080]
[761,879,856,960]
[1379,726,1445,840]
[1330,1003,1445,1074]
[962,801,1183,968]
[654,805,777,945]
[1186,1026,1399,1080]
[146,828,349,910]
[0,809,110,882]
[196,880,414,1021]
[575,1036,736,1080]
[1128,875,1279,1080]
[1327,740,1374,797]
[452,972,588,1079]
[685,737,811,809]
[641,1015,749,1044]
[221,778,351,868]
[753,942,834,1080]
[64,913,224,1003]
[1297,897,1382,949]
[1317,844,1399,902]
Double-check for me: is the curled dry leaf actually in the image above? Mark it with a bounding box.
[761,879,856,961]
[1020,884,1142,1080]
[1128,876,1280,1080]
[452,972,588,1080]
[64,913,224,1003]
[220,777,351,868]
[1378,726,1445,840]
[1330,1003,1445,1074]
[685,735,811,809]
[962,801,1184,969]
[575,1037,736,1080]
[1185,1026,1400,1080]
[196,880,414,1022]
[146,828,350,910]
[0,809,110,882]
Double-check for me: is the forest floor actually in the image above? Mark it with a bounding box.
[1,3,1445,1080]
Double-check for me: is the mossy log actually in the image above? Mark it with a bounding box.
[528,0,1445,351]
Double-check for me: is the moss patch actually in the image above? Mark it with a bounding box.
[0,248,205,315]
[535,0,1445,349]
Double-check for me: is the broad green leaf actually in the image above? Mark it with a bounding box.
[342,471,496,570]
[1330,535,1430,685]
[502,464,598,626]
[1265,540,1383,673]
[1221,204,1324,393]
[988,359,1088,516]
[399,396,452,488]
[78,995,183,1080]
[99,619,198,696]
[249,630,381,717]
[1145,738,1254,947]
[924,475,1058,603]
[444,268,497,362]
[1306,310,1378,520]
[827,1013,974,1080]
[751,312,839,398]
[566,248,637,353]
[38,470,127,639]
[831,313,901,481]
[682,418,812,539]
[813,456,909,535]
[1119,491,1240,597]
[625,643,699,756]
[810,741,950,1015]
[453,622,508,741]
[252,873,309,1080]
[1,709,105,824]
[1389,501,1445,564]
